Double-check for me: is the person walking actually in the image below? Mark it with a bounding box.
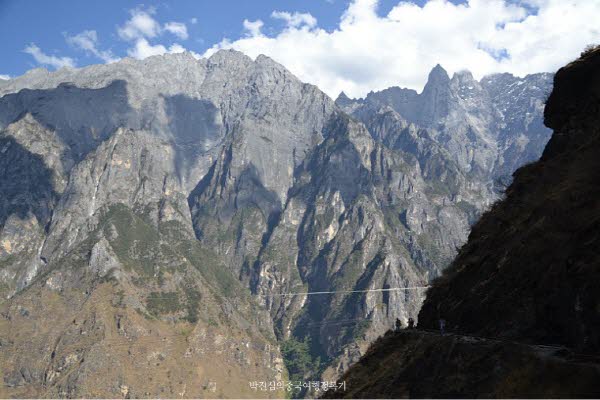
[395,318,402,332]
[439,318,446,335]
[407,317,415,329]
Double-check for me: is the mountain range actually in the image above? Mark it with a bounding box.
[0,50,552,397]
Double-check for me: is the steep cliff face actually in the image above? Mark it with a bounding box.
[0,49,556,397]
[327,48,600,398]
[252,114,430,378]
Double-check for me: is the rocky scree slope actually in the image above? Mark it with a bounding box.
[0,50,552,396]
[327,48,600,398]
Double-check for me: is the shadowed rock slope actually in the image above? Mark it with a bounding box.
[325,48,600,398]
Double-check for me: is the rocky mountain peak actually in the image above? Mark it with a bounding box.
[337,65,552,182]
[450,70,478,90]
[336,91,352,104]
[424,63,451,88]
[205,48,253,69]
[452,69,475,81]
[127,50,200,66]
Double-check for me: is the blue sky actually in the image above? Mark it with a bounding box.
[1,0,599,97]
[0,0,422,75]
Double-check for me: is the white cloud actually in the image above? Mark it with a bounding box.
[118,7,162,41]
[164,22,189,40]
[190,17,198,25]
[243,19,264,37]
[65,30,120,63]
[117,7,192,59]
[0,74,10,80]
[271,11,317,28]
[23,43,76,69]
[204,0,600,98]
[126,38,195,59]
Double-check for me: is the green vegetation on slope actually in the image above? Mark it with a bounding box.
[281,337,321,397]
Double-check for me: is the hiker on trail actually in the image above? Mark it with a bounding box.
[407,317,415,329]
[395,318,402,332]
[439,318,446,335]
